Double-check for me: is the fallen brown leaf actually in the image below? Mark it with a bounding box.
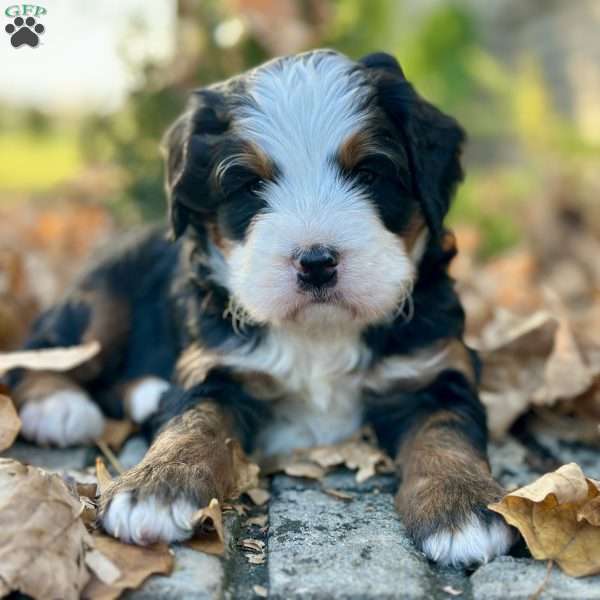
[77,481,99,500]
[99,419,136,451]
[82,534,174,600]
[85,549,121,585]
[0,394,20,451]
[489,463,600,576]
[0,458,91,600]
[282,460,326,480]
[95,458,113,494]
[245,514,269,528]
[261,430,394,484]
[239,538,265,552]
[253,584,268,597]
[227,437,260,496]
[324,488,354,501]
[442,585,463,596]
[80,496,98,528]
[532,292,594,406]
[246,553,265,565]
[0,340,100,375]
[186,498,226,556]
[245,487,272,506]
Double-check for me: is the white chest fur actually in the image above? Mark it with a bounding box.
[222,325,370,455]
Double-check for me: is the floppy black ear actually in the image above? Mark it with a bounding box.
[161,89,229,239]
[360,52,465,237]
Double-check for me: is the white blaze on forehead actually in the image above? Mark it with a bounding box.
[235,51,370,185]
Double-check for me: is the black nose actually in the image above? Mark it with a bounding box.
[294,246,339,289]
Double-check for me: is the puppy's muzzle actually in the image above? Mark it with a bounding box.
[293,245,339,291]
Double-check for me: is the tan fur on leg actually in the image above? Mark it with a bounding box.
[100,401,239,545]
[396,412,514,566]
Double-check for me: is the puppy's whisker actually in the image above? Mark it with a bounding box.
[223,296,255,335]
[393,280,415,323]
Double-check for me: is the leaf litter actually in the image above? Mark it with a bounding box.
[490,463,600,577]
[1,192,600,586]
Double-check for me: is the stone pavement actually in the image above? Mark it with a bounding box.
[3,435,600,600]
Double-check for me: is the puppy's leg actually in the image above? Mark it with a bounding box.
[13,372,105,447]
[368,371,514,567]
[100,381,265,545]
[11,289,130,446]
[122,377,171,424]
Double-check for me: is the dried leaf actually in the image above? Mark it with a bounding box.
[489,463,600,576]
[282,461,325,480]
[227,437,260,496]
[478,311,557,436]
[245,514,269,528]
[253,584,268,597]
[77,482,99,500]
[186,498,226,556]
[80,496,97,528]
[0,394,20,451]
[246,487,271,506]
[532,293,594,405]
[324,488,354,501]
[85,550,121,585]
[95,458,113,495]
[0,458,91,600]
[239,538,265,552]
[262,431,393,484]
[0,341,100,375]
[99,419,135,451]
[246,553,265,565]
[82,533,174,600]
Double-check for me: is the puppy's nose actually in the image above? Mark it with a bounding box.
[294,246,339,289]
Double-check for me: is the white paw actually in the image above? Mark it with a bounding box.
[20,390,105,447]
[421,514,514,567]
[127,377,170,424]
[102,492,197,545]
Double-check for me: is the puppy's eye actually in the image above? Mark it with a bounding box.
[244,178,264,195]
[356,168,379,187]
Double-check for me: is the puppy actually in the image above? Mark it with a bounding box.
[11,50,514,567]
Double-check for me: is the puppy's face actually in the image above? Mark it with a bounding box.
[165,51,464,329]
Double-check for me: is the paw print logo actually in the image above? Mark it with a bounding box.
[5,16,45,48]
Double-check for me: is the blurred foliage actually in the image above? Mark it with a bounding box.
[0,128,81,195]
[1,0,600,255]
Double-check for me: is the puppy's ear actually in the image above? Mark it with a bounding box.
[161,89,229,239]
[360,52,465,237]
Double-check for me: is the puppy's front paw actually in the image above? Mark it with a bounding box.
[421,512,514,567]
[20,389,105,447]
[101,491,197,545]
[99,463,210,545]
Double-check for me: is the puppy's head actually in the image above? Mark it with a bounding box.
[163,50,464,329]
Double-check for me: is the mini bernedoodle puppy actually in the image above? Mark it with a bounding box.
[11,50,515,567]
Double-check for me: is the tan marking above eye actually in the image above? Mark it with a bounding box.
[338,130,375,171]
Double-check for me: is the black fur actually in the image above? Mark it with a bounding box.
[14,50,479,471]
[365,370,487,459]
[360,52,465,238]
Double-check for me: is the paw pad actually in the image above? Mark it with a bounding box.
[5,16,44,48]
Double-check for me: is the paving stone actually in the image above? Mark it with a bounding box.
[271,470,397,494]
[489,436,541,489]
[2,441,93,470]
[125,546,223,600]
[268,482,468,599]
[471,557,600,600]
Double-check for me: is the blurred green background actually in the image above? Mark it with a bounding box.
[1,0,600,258]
